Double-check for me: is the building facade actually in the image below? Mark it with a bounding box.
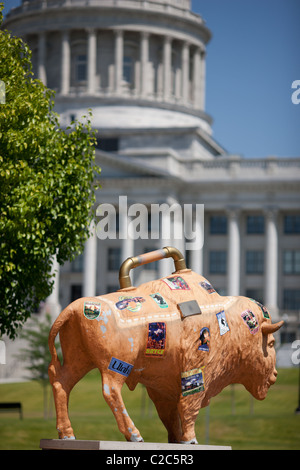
[3,0,300,352]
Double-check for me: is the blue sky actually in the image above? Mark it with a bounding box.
[191,0,300,158]
[2,0,300,158]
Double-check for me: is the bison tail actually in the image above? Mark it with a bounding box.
[48,306,72,384]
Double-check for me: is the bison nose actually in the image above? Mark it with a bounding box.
[269,369,278,386]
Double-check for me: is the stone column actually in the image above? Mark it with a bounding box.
[87,28,97,94]
[186,207,204,275]
[159,207,173,279]
[173,203,185,261]
[158,196,183,278]
[119,205,134,284]
[114,29,124,94]
[38,32,47,86]
[119,200,134,259]
[140,31,149,98]
[199,50,206,110]
[265,208,279,315]
[83,222,97,298]
[46,255,61,319]
[181,41,189,104]
[120,233,134,266]
[61,30,70,95]
[227,209,241,296]
[163,35,172,101]
[192,47,201,108]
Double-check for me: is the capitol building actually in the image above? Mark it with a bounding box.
[3,0,300,357]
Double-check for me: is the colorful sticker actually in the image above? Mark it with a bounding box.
[250,299,270,319]
[83,301,101,320]
[198,327,210,351]
[260,305,270,319]
[145,322,166,357]
[115,296,146,312]
[162,276,190,291]
[108,357,133,377]
[216,310,230,336]
[199,281,216,294]
[150,293,168,309]
[181,367,205,397]
[241,309,259,334]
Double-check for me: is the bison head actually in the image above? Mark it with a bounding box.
[241,318,284,400]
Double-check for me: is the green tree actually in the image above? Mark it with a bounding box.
[15,313,62,419]
[0,6,101,339]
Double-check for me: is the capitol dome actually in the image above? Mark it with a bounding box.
[4,0,216,150]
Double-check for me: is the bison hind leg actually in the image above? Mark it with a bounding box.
[51,370,76,440]
[146,386,182,443]
[101,371,143,442]
[50,362,94,440]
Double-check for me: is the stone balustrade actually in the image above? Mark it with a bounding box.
[7,0,202,24]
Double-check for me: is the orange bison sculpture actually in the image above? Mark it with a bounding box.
[48,247,283,444]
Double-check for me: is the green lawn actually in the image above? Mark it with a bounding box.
[0,368,299,450]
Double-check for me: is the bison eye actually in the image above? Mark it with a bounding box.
[268,339,275,348]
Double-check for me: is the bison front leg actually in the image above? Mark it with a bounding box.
[101,371,143,442]
[177,396,199,444]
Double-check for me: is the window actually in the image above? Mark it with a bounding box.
[283,250,300,274]
[106,285,119,294]
[245,288,264,305]
[283,289,300,310]
[71,254,84,272]
[123,42,137,88]
[210,216,227,234]
[284,215,300,234]
[147,212,152,234]
[281,330,296,344]
[76,54,87,82]
[107,248,121,271]
[247,215,264,234]
[185,249,191,269]
[71,284,82,302]
[209,251,227,274]
[96,138,119,152]
[123,55,133,84]
[246,251,264,274]
[216,287,227,296]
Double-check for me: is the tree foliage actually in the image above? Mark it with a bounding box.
[16,313,61,383]
[0,7,101,338]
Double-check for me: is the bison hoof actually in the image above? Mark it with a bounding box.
[130,435,144,442]
[180,438,198,445]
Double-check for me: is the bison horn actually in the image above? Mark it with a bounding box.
[261,320,284,335]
